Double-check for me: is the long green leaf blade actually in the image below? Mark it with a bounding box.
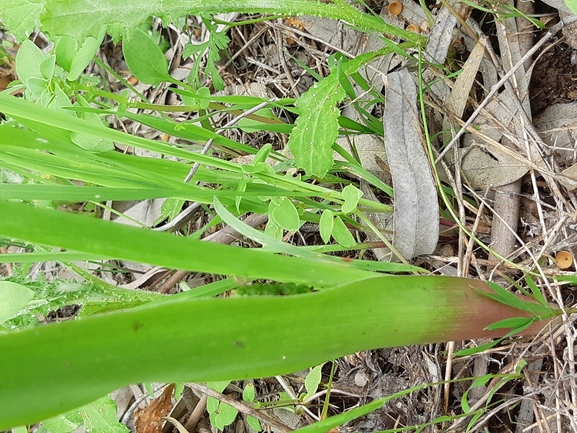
[0,275,552,429]
[19,0,423,45]
[0,200,371,286]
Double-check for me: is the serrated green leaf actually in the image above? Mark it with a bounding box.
[341,184,363,214]
[78,396,128,433]
[288,75,346,177]
[566,0,577,14]
[331,215,356,248]
[0,0,43,41]
[183,18,229,90]
[319,210,334,244]
[183,41,208,58]
[34,0,422,51]
[42,396,127,433]
[41,410,83,433]
[1,0,423,89]
[0,281,34,324]
[201,19,229,90]
[122,27,172,86]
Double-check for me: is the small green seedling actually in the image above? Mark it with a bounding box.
[206,381,239,431]
[242,382,262,432]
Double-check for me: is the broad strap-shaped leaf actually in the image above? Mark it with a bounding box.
[5,0,419,44]
[0,275,554,428]
[1,0,421,91]
[289,74,346,177]
[384,68,439,258]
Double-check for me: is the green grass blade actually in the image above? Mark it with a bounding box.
[0,184,310,203]
[483,281,553,317]
[0,185,184,202]
[0,200,372,286]
[0,93,240,170]
[293,384,429,433]
[0,251,108,263]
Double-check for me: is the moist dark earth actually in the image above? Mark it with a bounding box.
[531,40,577,113]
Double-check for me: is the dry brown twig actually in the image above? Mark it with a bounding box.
[435,16,577,165]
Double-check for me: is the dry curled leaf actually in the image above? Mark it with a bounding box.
[135,384,175,433]
[456,144,529,189]
[424,6,457,64]
[384,68,439,259]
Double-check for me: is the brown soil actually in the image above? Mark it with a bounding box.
[531,40,577,112]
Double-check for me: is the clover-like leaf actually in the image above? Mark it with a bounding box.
[342,184,363,214]
[122,27,172,86]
